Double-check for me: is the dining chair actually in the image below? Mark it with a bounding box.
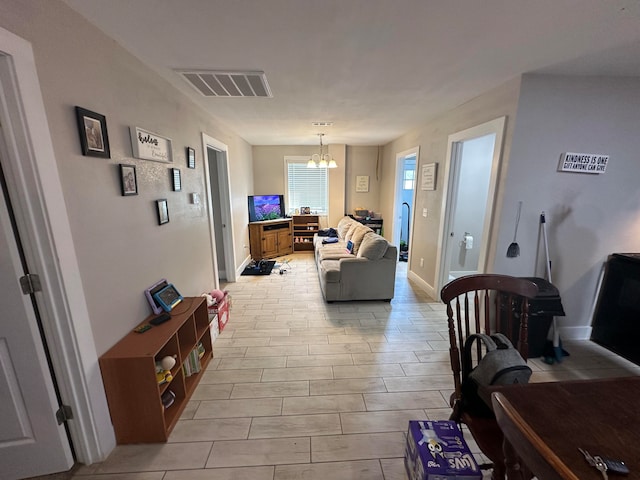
[440,274,539,479]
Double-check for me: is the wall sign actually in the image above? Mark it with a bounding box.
[558,152,608,174]
[130,126,173,163]
[356,175,369,192]
[421,163,437,190]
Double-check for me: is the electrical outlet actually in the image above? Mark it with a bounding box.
[420,258,424,267]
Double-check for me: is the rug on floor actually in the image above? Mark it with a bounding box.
[241,260,275,276]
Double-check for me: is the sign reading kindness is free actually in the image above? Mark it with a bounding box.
[130,127,173,163]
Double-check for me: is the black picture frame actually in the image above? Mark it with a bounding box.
[156,199,169,225]
[75,106,110,158]
[119,164,138,196]
[171,168,181,191]
[187,147,196,169]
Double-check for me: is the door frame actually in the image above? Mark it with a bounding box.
[0,27,113,464]
[392,146,419,261]
[202,133,236,285]
[435,117,506,292]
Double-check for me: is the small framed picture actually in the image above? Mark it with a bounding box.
[119,164,138,196]
[75,106,110,158]
[300,206,311,215]
[156,199,169,225]
[171,168,181,191]
[186,147,195,169]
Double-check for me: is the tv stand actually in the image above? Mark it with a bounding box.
[248,218,293,260]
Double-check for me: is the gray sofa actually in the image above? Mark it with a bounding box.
[313,216,397,302]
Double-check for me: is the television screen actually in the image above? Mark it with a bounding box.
[248,194,284,222]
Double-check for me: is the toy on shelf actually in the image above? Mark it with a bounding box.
[155,355,177,385]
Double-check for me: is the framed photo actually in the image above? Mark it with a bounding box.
[300,206,311,214]
[356,175,369,192]
[156,199,169,225]
[75,106,110,158]
[171,168,181,191]
[119,164,138,196]
[186,147,196,169]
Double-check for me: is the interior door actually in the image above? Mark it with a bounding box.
[0,166,74,479]
[437,117,505,291]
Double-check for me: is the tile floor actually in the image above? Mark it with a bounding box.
[72,254,640,480]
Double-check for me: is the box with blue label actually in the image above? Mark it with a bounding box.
[404,420,482,480]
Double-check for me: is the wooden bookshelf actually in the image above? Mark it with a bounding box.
[99,297,213,444]
[293,215,319,252]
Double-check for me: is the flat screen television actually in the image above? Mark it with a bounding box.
[248,194,285,222]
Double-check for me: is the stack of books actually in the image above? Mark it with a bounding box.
[182,342,205,377]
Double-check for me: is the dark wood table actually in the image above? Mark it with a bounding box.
[490,377,640,480]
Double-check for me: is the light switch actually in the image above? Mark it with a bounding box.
[422,208,428,218]
[191,193,200,205]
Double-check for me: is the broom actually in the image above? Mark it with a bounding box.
[506,201,522,257]
[540,212,565,364]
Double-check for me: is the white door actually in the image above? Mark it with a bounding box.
[0,168,74,479]
[436,117,506,291]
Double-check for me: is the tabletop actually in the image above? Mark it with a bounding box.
[490,376,640,479]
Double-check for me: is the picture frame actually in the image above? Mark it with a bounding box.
[421,163,437,191]
[356,175,370,192]
[129,126,173,163]
[171,168,181,191]
[187,147,196,169]
[75,106,110,158]
[156,199,169,225]
[300,206,311,215]
[119,164,138,196]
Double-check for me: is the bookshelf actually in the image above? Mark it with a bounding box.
[99,296,214,444]
[293,214,319,252]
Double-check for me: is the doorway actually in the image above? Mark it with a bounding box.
[392,147,419,266]
[203,134,236,286]
[436,117,506,291]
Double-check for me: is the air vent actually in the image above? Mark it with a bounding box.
[312,122,334,127]
[177,70,272,97]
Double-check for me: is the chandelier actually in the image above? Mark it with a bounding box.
[307,133,337,168]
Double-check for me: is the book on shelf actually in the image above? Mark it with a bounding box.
[182,347,203,377]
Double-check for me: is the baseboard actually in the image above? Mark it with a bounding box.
[236,255,253,278]
[407,270,438,300]
[559,325,592,341]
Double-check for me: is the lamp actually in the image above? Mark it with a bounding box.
[307,133,337,168]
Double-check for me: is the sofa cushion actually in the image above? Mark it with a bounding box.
[344,221,361,241]
[357,232,389,260]
[350,225,373,254]
[337,217,355,239]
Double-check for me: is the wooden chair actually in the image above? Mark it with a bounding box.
[440,274,538,480]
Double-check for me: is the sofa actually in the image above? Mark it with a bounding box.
[313,216,397,302]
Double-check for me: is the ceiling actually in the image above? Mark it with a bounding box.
[63,0,640,146]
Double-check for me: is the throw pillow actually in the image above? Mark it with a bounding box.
[357,233,389,260]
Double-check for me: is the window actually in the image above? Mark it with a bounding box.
[403,168,415,190]
[285,157,328,214]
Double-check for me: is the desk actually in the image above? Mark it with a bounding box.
[491,377,640,479]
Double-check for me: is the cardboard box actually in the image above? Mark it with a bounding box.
[405,420,482,480]
[208,293,230,332]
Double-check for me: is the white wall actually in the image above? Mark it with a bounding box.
[493,74,640,339]
[0,0,254,459]
[380,78,522,290]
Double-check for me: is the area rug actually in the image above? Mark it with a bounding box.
[241,260,276,276]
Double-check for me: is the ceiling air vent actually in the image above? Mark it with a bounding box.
[177,70,272,97]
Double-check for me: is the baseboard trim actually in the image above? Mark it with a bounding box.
[407,270,438,300]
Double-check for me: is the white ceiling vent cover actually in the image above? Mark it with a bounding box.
[177,70,273,97]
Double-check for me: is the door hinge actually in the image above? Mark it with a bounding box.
[19,273,42,294]
[56,404,73,425]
